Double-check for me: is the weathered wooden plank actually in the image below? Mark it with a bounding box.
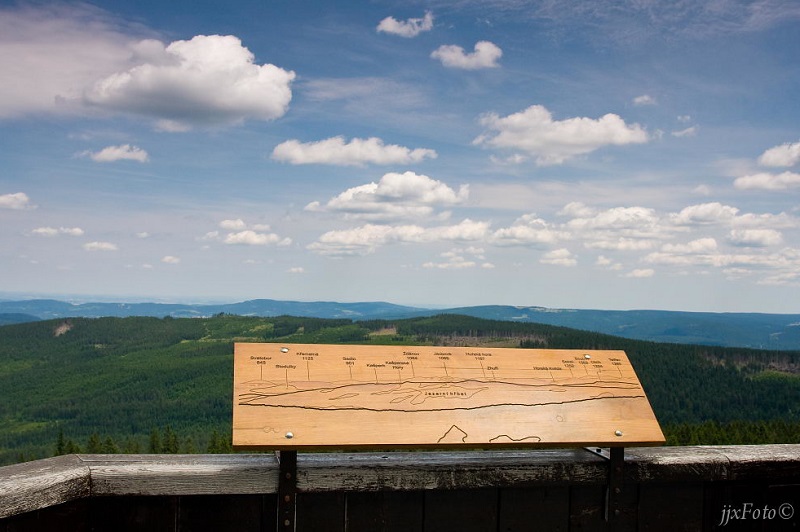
[298,450,607,492]
[2,445,800,527]
[423,489,498,532]
[637,483,705,531]
[83,454,278,496]
[0,455,89,519]
[0,498,90,532]
[344,491,424,532]
[295,492,345,532]
[89,496,177,532]
[178,495,271,532]
[568,485,606,532]
[716,444,800,481]
[497,486,569,531]
[703,480,800,530]
[624,446,730,483]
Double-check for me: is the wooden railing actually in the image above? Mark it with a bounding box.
[1,445,799,531]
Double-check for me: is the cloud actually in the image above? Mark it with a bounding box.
[670,202,739,225]
[491,214,567,246]
[81,144,149,163]
[757,141,800,167]
[566,206,662,237]
[423,248,481,270]
[728,229,783,247]
[219,219,247,230]
[625,268,655,278]
[540,248,577,267]
[161,255,181,264]
[596,255,623,270]
[431,41,502,69]
[475,105,648,165]
[306,171,468,222]
[287,267,305,274]
[377,11,434,37]
[83,35,295,129]
[0,192,35,210]
[32,226,84,237]
[671,126,697,138]
[473,0,800,42]
[734,171,800,190]
[633,94,657,106]
[308,219,489,257]
[272,136,437,166]
[661,238,719,254]
[223,230,288,246]
[83,241,118,251]
[0,3,141,118]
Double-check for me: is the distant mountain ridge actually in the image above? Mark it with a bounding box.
[1,298,799,350]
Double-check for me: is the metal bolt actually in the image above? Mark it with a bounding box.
[584,354,591,359]
[615,430,623,437]
[285,431,294,439]
[284,518,291,527]
[281,347,289,353]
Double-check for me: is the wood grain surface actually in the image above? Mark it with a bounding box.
[233,343,665,449]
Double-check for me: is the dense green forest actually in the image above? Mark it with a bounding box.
[1,314,798,465]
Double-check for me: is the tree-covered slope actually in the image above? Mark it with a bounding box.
[0,314,797,464]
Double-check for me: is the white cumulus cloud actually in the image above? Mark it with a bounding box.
[272,136,436,166]
[83,241,118,251]
[670,202,739,225]
[540,248,577,267]
[671,126,697,138]
[83,35,295,130]
[224,230,287,246]
[377,11,434,37]
[219,219,247,230]
[82,144,149,163]
[0,192,34,210]
[633,94,657,106]
[308,219,488,257]
[431,41,502,69]
[728,229,783,248]
[491,214,567,246]
[32,226,84,237]
[0,3,139,118]
[734,171,800,190]
[625,268,655,278]
[475,105,648,165]
[161,255,181,264]
[758,140,800,167]
[306,171,468,222]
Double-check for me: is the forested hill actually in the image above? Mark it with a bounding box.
[0,314,798,465]
[2,298,800,350]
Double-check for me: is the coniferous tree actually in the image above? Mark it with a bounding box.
[149,428,162,454]
[86,433,103,453]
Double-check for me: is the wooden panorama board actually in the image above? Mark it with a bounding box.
[232,343,665,449]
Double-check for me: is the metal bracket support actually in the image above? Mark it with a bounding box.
[277,450,298,531]
[584,446,625,525]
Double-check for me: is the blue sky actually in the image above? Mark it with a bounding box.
[1,0,799,312]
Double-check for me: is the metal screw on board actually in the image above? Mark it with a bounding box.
[286,432,294,439]
[281,347,290,353]
[584,354,591,359]
[615,430,623,437]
